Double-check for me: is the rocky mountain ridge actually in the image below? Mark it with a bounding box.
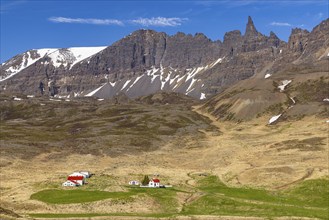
[1,17,328,101]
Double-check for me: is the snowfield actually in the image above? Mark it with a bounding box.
[269,114,282,124]
[0,49,57,82]
[0,47,106,82]
[278,80,292,92]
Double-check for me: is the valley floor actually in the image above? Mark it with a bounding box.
[0,97,328,219]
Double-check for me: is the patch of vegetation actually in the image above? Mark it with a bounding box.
[225,112,235,121]
[30,189,137,204]
[270,137,325,151]
[264,103,284,115]
[29,213,174,218]
[213,103,233,118]
[129,187,180,213]
[1,97,214,159]
[29,175,328,219]
[285,178,329,208]
[181,176,329,219]
[293,78,329,103]
[220,89,247,100]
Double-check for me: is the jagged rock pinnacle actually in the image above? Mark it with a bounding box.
[245,16,258,38]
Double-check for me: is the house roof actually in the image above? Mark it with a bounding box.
[68,176,84,181]
[70,172,87,177]
[152,179,160,183]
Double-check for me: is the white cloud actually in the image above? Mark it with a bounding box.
[315,12,324,20]
[131,17,188,27]
[270,22,292,27]
[195,0,328,7]
[49,17,124,26]
[0,0,26,14]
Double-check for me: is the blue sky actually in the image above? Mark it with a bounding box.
[1,0,328,63]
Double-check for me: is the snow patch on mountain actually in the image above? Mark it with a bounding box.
[209,57,224,68]
[0,47,106,82]
[85,83,107,97]
[264,74,271,79]
[0,49,57,82]
[47,47,106,69]
[278,80,292,92]
[84,64,209,100]
[269,114,282,124]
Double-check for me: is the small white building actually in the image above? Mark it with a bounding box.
[148,179,160,188]
[62,180,79,187]
[129,180,140,186]
[63,176,85,186]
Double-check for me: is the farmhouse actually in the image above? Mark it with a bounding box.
[62,171,91,187]
[148,178,160,188]
[62,176,85,187]
[68,176,85,185]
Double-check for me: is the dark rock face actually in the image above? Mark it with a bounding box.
[71,30,222,78]
[288,28,310,54]
[223,30,243,56]
[299,18,329,60]
[1,17,328,100]
[242,16,281,52]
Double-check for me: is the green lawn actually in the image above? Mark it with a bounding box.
[29,213,175,218]
[30,189,137,204]
[182,176,329,219]
[30,176,329,219]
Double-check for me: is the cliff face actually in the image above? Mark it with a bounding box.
[1,17,328,100]
[71,30,222,77]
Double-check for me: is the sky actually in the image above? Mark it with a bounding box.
[1,0,328,63]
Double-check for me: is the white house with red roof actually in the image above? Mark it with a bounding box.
[67,176,85,185]
[62,173,87,187]
[148,178,160,188]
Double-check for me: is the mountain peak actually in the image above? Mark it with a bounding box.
[245,16,258,38]
[269,31,279,39]
[247,16,253,24]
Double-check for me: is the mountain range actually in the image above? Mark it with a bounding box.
[1,16,328,120]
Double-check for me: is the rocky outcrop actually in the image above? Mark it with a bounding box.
[288,28,309,54]
[223,30,243,56]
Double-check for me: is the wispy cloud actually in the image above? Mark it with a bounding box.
[48,17,124,26]
[130,17,188,27]
[195,0,328,7]
[314,12,324,20]
[270,22,292,27]
[48,16,188,27]
[0,0,26,14]
[270,22,306,28]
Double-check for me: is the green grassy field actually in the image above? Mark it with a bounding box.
[30,189,138,204]
[30,175,329,219]
[182,176,329,219]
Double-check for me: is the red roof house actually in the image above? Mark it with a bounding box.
[67,176,85,186]
[148,178,160,187]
